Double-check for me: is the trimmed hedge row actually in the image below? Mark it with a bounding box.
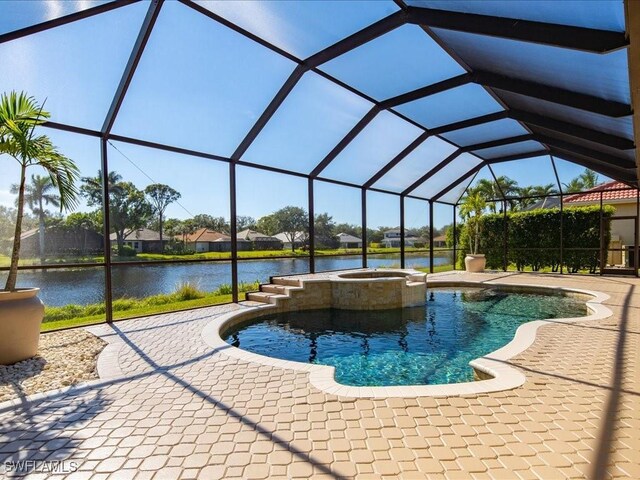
[457,205,614,273]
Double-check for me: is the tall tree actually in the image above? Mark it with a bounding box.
[0,91,79,291]
[459,191,486,255]
[64,211,101,254]
[10,174,60,260]
[563,178,584,193]
[270,206,308,252]
[81,171,152,252]
[236,216,256,231]
[191,214,228,232]
[494,176,519,211]
[144,183,181,252]
[515,186,538,211]
[255,214,279,237]
[578,169,599,189]
[314,212,337,249]
[531,183,559,197]
[474,178,500,213]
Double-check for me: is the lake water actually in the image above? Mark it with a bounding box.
[5,254,452,306]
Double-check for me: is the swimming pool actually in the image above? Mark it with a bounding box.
[222,288,588,386]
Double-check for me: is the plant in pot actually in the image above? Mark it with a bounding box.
[0,91,79,365]
[460,189,487,273]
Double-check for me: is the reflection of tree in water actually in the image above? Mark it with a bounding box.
[264,307,425,359]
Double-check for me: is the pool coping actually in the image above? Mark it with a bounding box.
[201,277,612,398]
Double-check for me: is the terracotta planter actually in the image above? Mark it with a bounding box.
[465,254,486,273]
[0,288,44,365]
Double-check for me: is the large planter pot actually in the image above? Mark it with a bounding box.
[465,254,486,273]
[0,288,44,365]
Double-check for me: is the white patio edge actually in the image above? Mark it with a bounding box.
[201,277,612,398]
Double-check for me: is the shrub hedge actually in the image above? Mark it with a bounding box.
[457,205,614,273]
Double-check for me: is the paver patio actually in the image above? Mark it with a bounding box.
[0,271,638,479]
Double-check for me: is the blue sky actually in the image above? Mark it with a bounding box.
[0,0,602,230]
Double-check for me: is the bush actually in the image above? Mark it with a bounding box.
[174,281,205,301]
[113,245,137,257]
[163,241,195,255]
[457,205,614,273]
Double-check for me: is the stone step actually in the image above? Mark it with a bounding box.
[261,284,292,294]
[272,277,301,287]
[245,292,278,304]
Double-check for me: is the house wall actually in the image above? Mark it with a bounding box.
[252,240,283,251]
[141,241,166,254]
[20,228,103,257]
[339,242,362,249]
[194,242,208,253]
[608,203,639,246]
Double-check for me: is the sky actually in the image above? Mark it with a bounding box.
[0,0,612,230]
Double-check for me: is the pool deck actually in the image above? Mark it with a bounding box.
[0,271,638,479]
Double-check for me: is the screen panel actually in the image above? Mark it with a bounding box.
[314,181,363,271]
[373,136,457,192]
[321,111,423,185]
[112,1,296,157]
[0,128,103,267]
[395,84,504,129]
[432,29,631,104]
[490,156,560,199]
[194,0,399,59]
[242,72,372,173]
[494,89,635,140]
[366,191,401,266]
[0,1,114,36]
[441,118,529,147]
[473,140,546,160]
[411,153,482,199]
[320,24,466,100]
[405,1,625,31]
[107,141,231,262]
[0,2,147,129]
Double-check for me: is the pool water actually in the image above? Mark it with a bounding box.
[223,288,588,386]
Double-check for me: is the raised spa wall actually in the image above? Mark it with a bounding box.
[248,269,427,312]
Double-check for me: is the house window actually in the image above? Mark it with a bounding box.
[134,242,139,249]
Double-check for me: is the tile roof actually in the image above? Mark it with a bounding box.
[564,181,638,203]
[183,228,229,243]
[109,228,164,241]
[336,233,362,243]
[237,229,280,242]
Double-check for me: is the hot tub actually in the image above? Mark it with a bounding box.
[329,269,426,310]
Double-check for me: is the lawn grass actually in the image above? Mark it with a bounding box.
[1,247,453,267]
[41,294,235,332]
[40,281,258,332]
[416,265,456,274]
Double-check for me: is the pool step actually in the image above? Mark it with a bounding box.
[245,291,280,304]
[261,284,295,295]
[272,277,302,287]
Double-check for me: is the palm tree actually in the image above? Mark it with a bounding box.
[578,169,599,189]
[474,178,499,213]
[563,178,584,193]
[10,174,60,261]
[531,183,559,197]
[459,190,486,255]
[494,176,519,211]
[515,186,536,210]
[0,91,79,291]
